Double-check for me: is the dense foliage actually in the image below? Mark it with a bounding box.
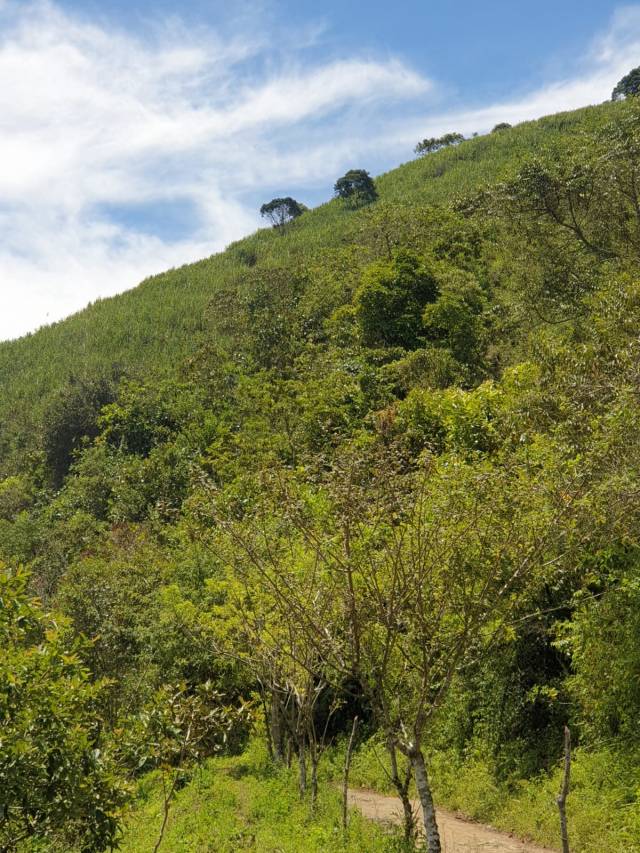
[612,64,640,100]
[414,132,464,155]
[0,567,126,851]
[334,169,378,207]
[2,97,640,850]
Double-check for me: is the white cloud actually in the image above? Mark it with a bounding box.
[0,2,639,341]
[0,0,430,340]
[382,5,640,150]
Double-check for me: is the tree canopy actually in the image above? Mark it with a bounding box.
[612,65,640,100]
[415,132,464,156]
[259,197,305,229]
[334,169,378,207]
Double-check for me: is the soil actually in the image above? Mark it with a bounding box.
[348,788,557,853]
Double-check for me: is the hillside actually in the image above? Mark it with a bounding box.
[3,95,640,853]
[0,101,618,474]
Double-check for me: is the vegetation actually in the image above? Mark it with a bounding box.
[120,742,402,852]
[334,169,378,207]
[259,197,306,230]
[2,97,640,851]
[0,567,126,851]
[414,132,464,155]
[612,64,640,100]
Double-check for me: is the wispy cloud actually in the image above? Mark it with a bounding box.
[0,1,639,341]
[373,4,640,152]
[0,0,429,340]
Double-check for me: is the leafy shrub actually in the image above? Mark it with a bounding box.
[42,374,116,487]
[355,250,438,349]
[0,565,127,851]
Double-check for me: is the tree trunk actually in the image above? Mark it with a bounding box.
[556,726,571,853]
[306,715,320,809]
[310,751,319,808]
[152,769,180,853]
[269,689,285,764]
[261,692,274,762]
[410,747,441,853]
[386,737,415,843]
[298,739,307,798]
[399,774,416,843]
[342,717,359,831]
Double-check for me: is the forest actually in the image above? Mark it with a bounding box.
[2,93,640,852]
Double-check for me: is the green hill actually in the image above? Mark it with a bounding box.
[3,96,640,853]
[0,101,618,474]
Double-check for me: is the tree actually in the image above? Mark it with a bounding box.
[422,269,487,366]
[354,250,439,349]
[260,197,305,230]
[42,374,116,488]
[258,444,582,853]
[612,65,640,100]
[214,488,343,804]
[0,565,127,851]
[334,170,378,208]
[492,122,512,132]
[485,109,640,324]
[414,132,464,156]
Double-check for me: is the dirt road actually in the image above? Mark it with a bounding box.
[348,788,556,853]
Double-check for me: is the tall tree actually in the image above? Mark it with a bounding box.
[334,170,378,208]
[262,446,584,853]
[415,132,464,156]
[260,197,305,230]
[612,65,640,100]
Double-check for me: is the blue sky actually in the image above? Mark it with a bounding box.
[0,0,637,340]
[60,0,617,104]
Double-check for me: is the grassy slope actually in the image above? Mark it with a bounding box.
[121,737,640,853]
[0,101,619,455]
[119,743,397,853]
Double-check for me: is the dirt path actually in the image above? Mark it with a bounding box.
[348,788,556,853]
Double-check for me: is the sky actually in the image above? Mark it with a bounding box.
[0,1,638,341]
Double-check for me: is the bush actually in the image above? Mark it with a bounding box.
[334,169,378,207]
[42,374,116,487]
[355,250,438,349]
[0,565,127,850]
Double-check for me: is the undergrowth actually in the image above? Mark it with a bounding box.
[341,736,640,852]
[119,741,406,853]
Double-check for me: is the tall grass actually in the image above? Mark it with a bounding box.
[119,741,404,853]
[343,735,640,852]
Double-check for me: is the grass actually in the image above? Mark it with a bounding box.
[342,735,640,852]
[118,741,405,853]
[119,736,640,852]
